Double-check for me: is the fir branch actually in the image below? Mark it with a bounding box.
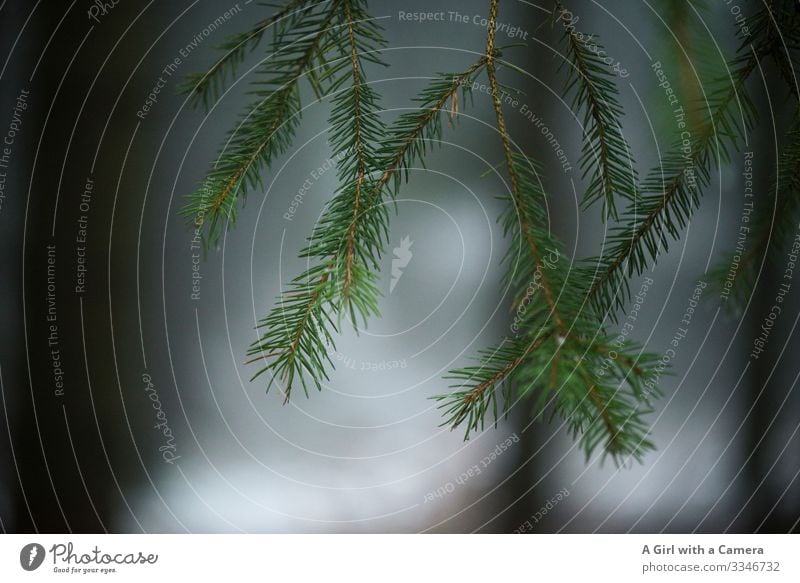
[181,1,342,247]
[246,265,336,399]
[437,153,655,460]
[554,0,637,219]
[181,0,800,463]
[486,11,564,328]
[582,15,777,318]
[437,0,656,461]
[249,51,492,397]
[248,0,386,397]
[435,335,551,436]
[320,57,491,316]
[302,0,388,322]
[179,0,321,107]
[377,57,489,194]
[438,329,658,460]
[335,0,382,311]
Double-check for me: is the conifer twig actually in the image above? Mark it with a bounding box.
[180,0,800,464]
[436,0,656,460]
[181,2,343,246]
[553,0,637,219]
[584,33,767,317]
[247,4,489,398]
[179,0,320,107]
[248,0,385,396]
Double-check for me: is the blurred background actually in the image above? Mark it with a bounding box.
[0,0,798,533]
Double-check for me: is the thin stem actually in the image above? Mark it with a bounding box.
[476,0,620,438]
[452,332,554,426]
[341,0,368,302]
[487,1,564,331]
[451,0,574,417]
[377,57,489,188]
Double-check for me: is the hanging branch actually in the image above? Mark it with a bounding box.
[246,3,488,399]
[378,57,489,195]
[436,154,658,459]
[180,2,341,247]
[553,0,637,219]
[436,0,657,461]
[583,2,800,319]
[311,0,388,318]
[584,40,767,318]
[180,0,800,463]
[179,0,321,107]
[247,0,386,398]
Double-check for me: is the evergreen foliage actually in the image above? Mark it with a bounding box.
[436,153,660,460]
[582,2,786,320]
[245,3,489,398]
[183,0,800,462]
[554,0,637,219]
[180,0,342,247]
